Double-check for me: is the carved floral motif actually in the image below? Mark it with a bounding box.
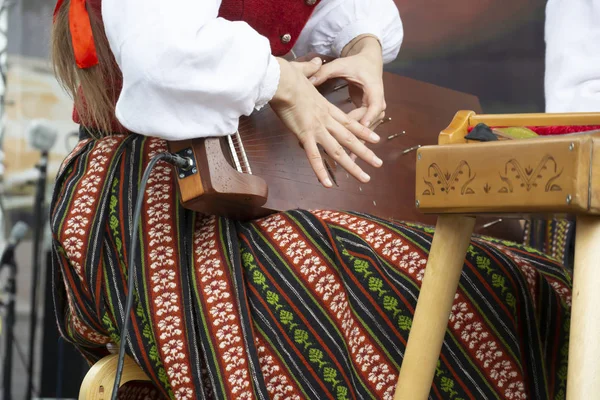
[498,155,563,193]
[421,155,564,196]
[422,161,476,195]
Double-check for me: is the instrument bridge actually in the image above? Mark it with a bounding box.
[229,131,252,174]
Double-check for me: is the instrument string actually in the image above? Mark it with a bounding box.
[251,169,320,179]
[238,143,392,187]
[237,124,290,136]
[236,131,283,141]
[231,141,291,150]
[235,134,291,143]
[225,149,403,196]
[246,161,316,176]
[232,115,398,193]
[252,165,400,194]
[251,172,392,197]
[244,159,313,168]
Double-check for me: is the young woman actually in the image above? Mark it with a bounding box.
[50,0,571,398]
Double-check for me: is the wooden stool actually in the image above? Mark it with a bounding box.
[79,353,151,400]
[393,111,600,400]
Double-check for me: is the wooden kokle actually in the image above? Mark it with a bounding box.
[168,72,523,241]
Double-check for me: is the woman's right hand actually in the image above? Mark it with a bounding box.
[270,57,383,188]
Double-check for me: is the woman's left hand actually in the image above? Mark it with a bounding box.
[309,35,385,128]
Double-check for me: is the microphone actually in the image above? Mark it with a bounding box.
[0,221,29,267]
[28,120,59,153]
[26,121,58,400]
[1,221,29,400]
[0,149,5,176]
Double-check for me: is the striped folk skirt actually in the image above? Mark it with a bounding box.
[51,133,571,399]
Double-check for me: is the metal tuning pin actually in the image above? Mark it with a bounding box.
[481,219,503,229]
[387,131,406,141]
[402,144,421,155]
[370,117,393,133]
[333,83,349,92]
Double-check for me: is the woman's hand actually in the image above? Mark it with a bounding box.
[270,57,383,188]
[309,35,386,128]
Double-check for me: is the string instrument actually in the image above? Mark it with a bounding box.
[167,71,524,242]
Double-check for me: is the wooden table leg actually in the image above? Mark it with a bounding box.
[393,215,475,400]
[567,216,600,399]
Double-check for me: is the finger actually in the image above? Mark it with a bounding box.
[350,110,384,161]
[303,139,333,188]
[346,107,367,162]
[309,60,348,86]
[368,110,387,130]
[318,132,371,183]
[348,84,365,108]
[360,86,386,127]
[329,105,380,144]
[349,139,366,162]
[347,106,368,122]
[327,119,382,168]
[292,57,323,78]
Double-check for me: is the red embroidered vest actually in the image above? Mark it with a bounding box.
[73,0,320,131]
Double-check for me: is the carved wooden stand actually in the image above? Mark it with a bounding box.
[394,111,600,400]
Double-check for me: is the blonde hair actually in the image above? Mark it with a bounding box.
[51,0,119,135]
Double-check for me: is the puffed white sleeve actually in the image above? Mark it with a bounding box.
[293,0,404,64]
[102,0,280,140]
[545,0,600,112]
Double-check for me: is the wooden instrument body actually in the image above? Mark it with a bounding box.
[168,73,524,242]
[415,111,600,217]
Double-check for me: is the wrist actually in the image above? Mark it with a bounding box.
[270,58,295,107]
[342,35,382,58]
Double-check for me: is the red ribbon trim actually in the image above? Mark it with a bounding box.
[54,0,99,69]
[53,0,64,22]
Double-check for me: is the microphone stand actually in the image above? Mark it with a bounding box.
[1,252,17,399]
[25,150,48,400]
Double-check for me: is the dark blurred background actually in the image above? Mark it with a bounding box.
[388,0,546,113]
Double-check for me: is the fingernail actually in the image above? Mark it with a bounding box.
[360,172,371,182]
[311,57,322,65]
[310,77,317,83]
[373,156,383,167]
[370,132,380,142]
[364,120,371,127]
[324,178,333,187]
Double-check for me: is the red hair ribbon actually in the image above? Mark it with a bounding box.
[53,0,99,69]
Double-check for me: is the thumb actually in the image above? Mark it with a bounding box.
[292,57,323,78]
[309,59,347,86]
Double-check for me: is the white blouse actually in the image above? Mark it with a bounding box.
[545,0,600,112]
[101,0,404,140]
